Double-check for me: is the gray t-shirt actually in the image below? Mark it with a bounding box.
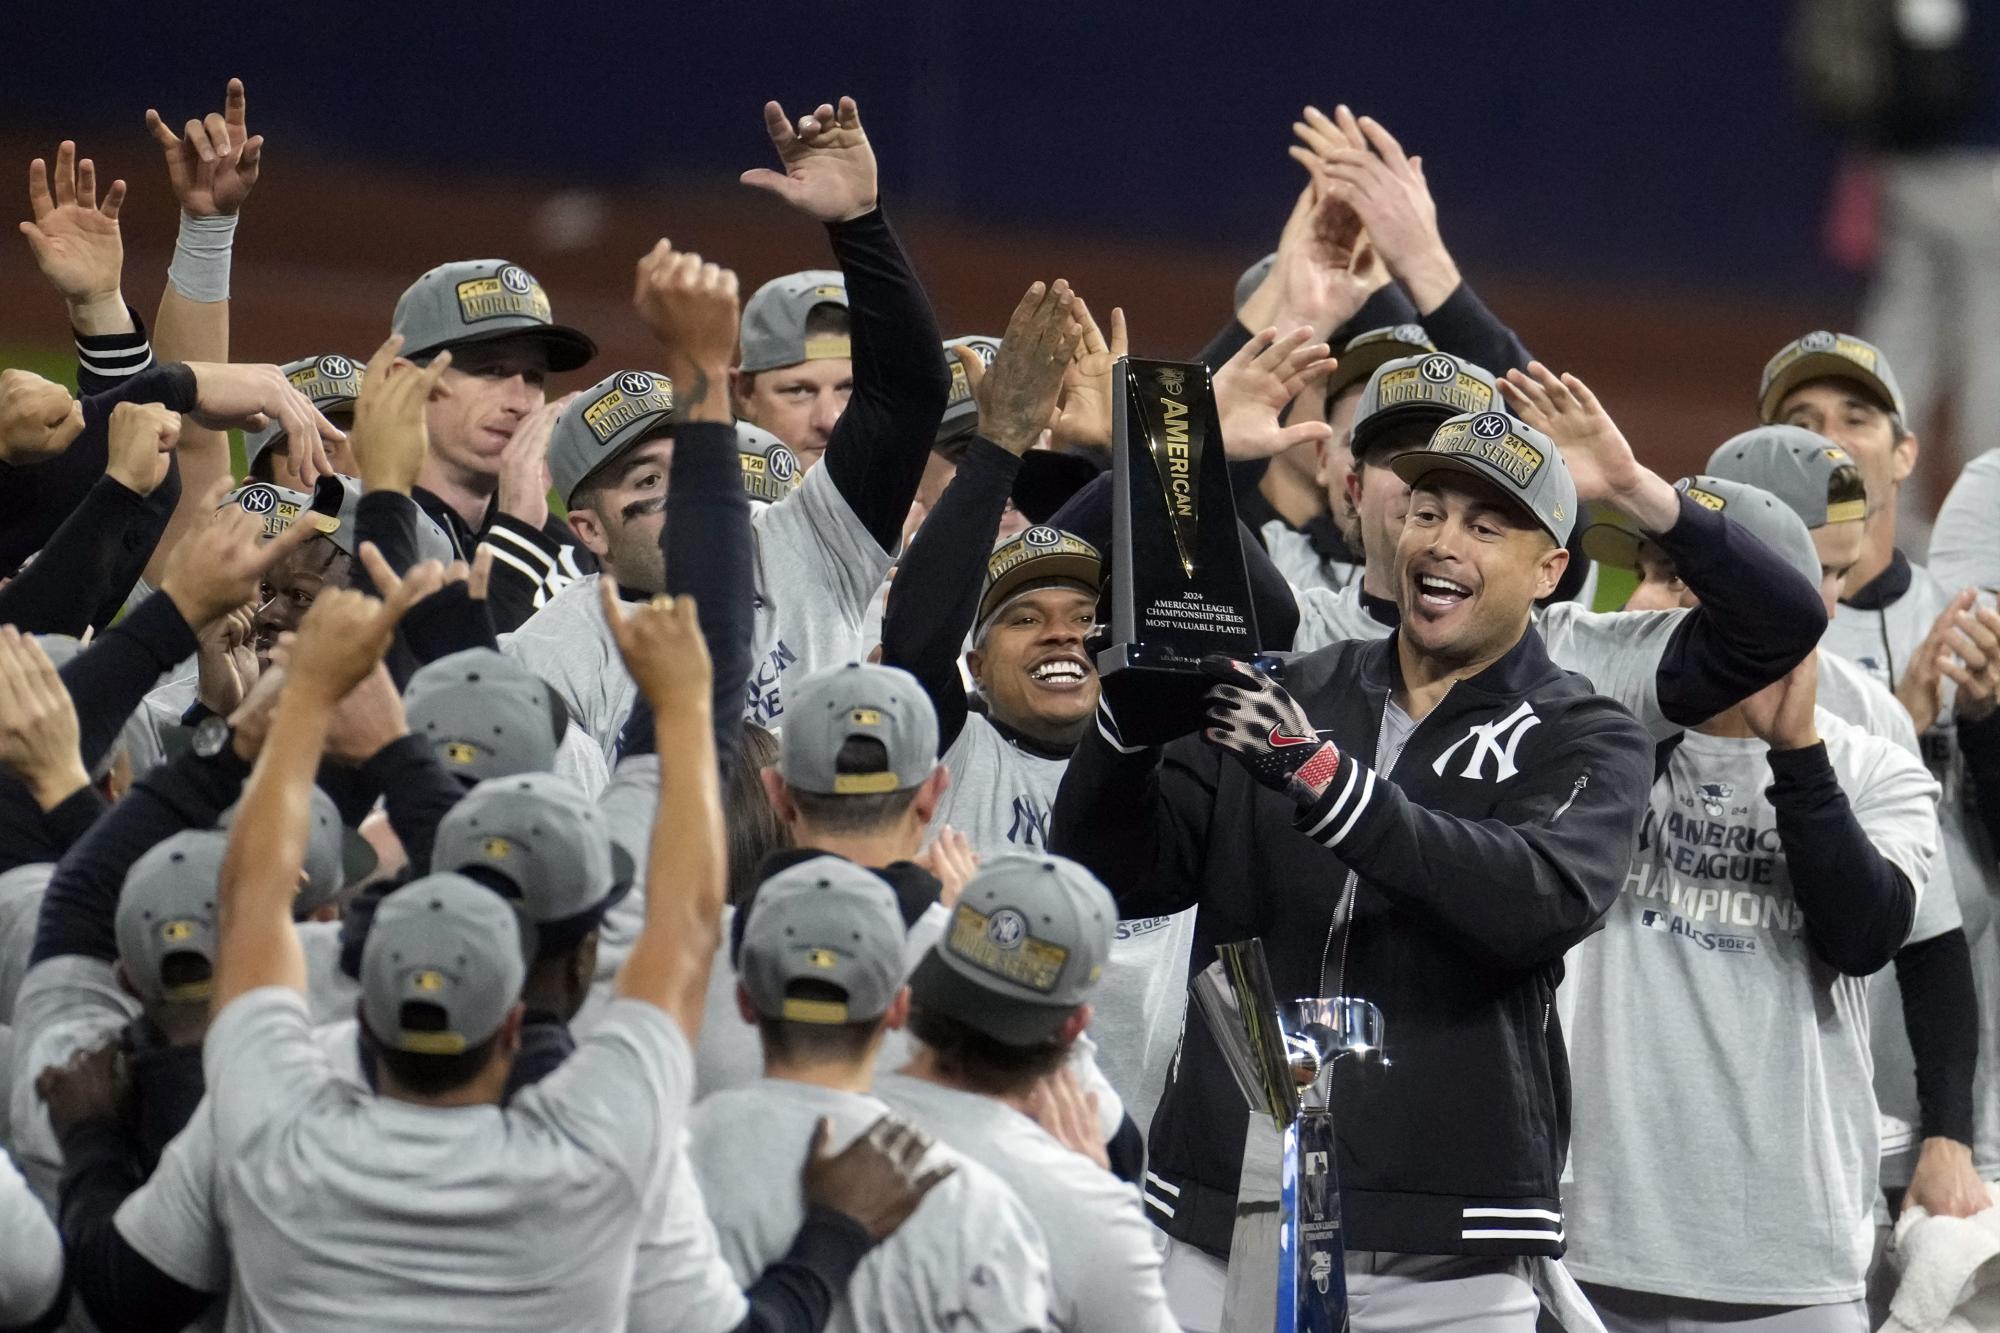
[0,1145,61,1329]
[504,461,891,758]
[689,1079,1053,1333]
[877,1072,1178,1333]
[8,954,135,1207]
[1562,709,1940,1303]
[1823,559,2000,1177]
[1260,519,1356,598]
[201,987,711,1331]
[931,714,1193,1132]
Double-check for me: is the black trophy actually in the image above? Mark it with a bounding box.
[1097,357,1262,745]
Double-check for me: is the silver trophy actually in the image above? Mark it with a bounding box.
[1192,940,1386,1333]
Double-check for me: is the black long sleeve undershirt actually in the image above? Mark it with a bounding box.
[0,477,149,636]
[1894,926,1979,1144]
[815,206,952,555]
[1648,496,1829,727]
[60,590,198,776]
[1765,742,1915,977]
[665,420,755,768]
[881,438,1020,750]
[731,1207,875,1333]
[55,1119,214,1333]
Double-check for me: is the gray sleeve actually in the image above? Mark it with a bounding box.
[1537,603,1680,740]
[0,1146,62,1328]
[755,465,895,630]
[625,1137,749,1333]
[1928,449,2000,594]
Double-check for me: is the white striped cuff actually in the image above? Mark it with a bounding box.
[1298,757,1376,848]
[1095,702,1145,755]
[75,339,154,379]
[1460,1205,1564,1243]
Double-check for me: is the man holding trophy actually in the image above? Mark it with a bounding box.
[1054,373,1744,1328]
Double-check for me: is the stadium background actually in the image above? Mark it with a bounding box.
[0,5,1903,603]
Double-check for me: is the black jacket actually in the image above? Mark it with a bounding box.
[1051,623,1653,1259]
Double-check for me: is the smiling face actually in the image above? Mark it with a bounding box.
[967,584,1099,749]
[0,369,85,461]
[422,338,551,490]
[734,359,854,472]
[1396,471,1566,669]
[566,437,671,594]
[1776,379,1912,518]
[252,540,354,666]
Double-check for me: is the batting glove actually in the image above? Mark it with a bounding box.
[1199,655,1341,806]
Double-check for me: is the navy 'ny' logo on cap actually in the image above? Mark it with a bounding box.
[1471,412,1510,440]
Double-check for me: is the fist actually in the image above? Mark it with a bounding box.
[0,369,83,463]
[106,400,181,495]
[633,241,741,373]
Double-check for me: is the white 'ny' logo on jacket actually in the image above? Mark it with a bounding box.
[1431,701,1541,782]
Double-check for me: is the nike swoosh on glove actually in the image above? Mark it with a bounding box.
[1199,654,1342,806]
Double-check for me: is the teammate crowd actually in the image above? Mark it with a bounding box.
[0,79,1992,1333]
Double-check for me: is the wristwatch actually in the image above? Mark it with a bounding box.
[191,715,234,760]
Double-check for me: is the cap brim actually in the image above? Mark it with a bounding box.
[1579,521,1644,572]
[1011,452,1105,526]
[1351,403,1455,459]
[1388,451,1557,541]
[1759,355,1898,423]
[408,323,598,375]
[976,554,1102,630]
[1324,344,1427,404]
[908,948,1076,1045]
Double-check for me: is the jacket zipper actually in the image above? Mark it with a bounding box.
[1320,694,1394,999]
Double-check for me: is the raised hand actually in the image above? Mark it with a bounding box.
[1200,654,1342,807]
[324,662,409,766]
[1050,298,1128,454]
[349,334,452,496]
[195,604,261,716]
[803,1114,955,1243]
[185,361,345,484]
[0,370,83,464]
[144,78,263,218]
[495,392,575,529]
[976,281,1084,455]
[19,141,126,323]
[1741,650,1820,752]
[1243,170,1382,339]
[105,401,180,497]
[1933,597,2000,724]
[0,627,88,810]
[1500,362,1678,530]
[287,554,444,703]
[1214,326,1338,461]
[1299,106,1460,313]
[633,240,739,419]
[600,582,713,715]
[158,490,322,630]
[740,97,878,224]
[914,826,980,908]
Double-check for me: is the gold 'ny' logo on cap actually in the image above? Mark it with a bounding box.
[444,742,480,766]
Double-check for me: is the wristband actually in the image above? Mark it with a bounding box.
[167,210,239,302]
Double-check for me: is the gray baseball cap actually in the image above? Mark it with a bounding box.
[738,855,906,1025]
[430,772,633,951]
[739,423,802,504]
[1233,254,1275,313]
[1584,475,1822,592]
[404,648,567,783]
[391,259,596,372]
[937,335,1002,452]
[223,475,455,565]
[217,784,377,917]
[779,662,938,796]
[245,354,361,476]
[1758,330,1906,424]
[1324,325,1437,403]
[1351,353,1499,460]
[115,830,226,1007]
[740,270,849,374]
[1390,410,1578,545]
[976,525,1101,632]
[1704,426,1868,531]
[547,369,676,506]
[360,873,531,1056]
[907,852,1115,1045]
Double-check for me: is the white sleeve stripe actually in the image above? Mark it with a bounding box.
[1096,709,1144,755]
[479,542,546,585]
[1461,1228,1564,1242]
[1141,1190,1177,1219]
[1142,1171,1181,1197]
[1463,1206,1562,1221]
[1303,761,1362,839]
[76,346,154,374]
[481,524,558,569]
[1325,768,1375,847]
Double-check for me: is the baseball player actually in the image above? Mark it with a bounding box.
[1760,332,2000,1206]
[387,255,598,632]
[504,123,948,747]
[692,854,1055,1332]
[1562,476,1938,1333]
[880,853,1180,1332]
[733,267,851,474]
[1703,427,1987,1221]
